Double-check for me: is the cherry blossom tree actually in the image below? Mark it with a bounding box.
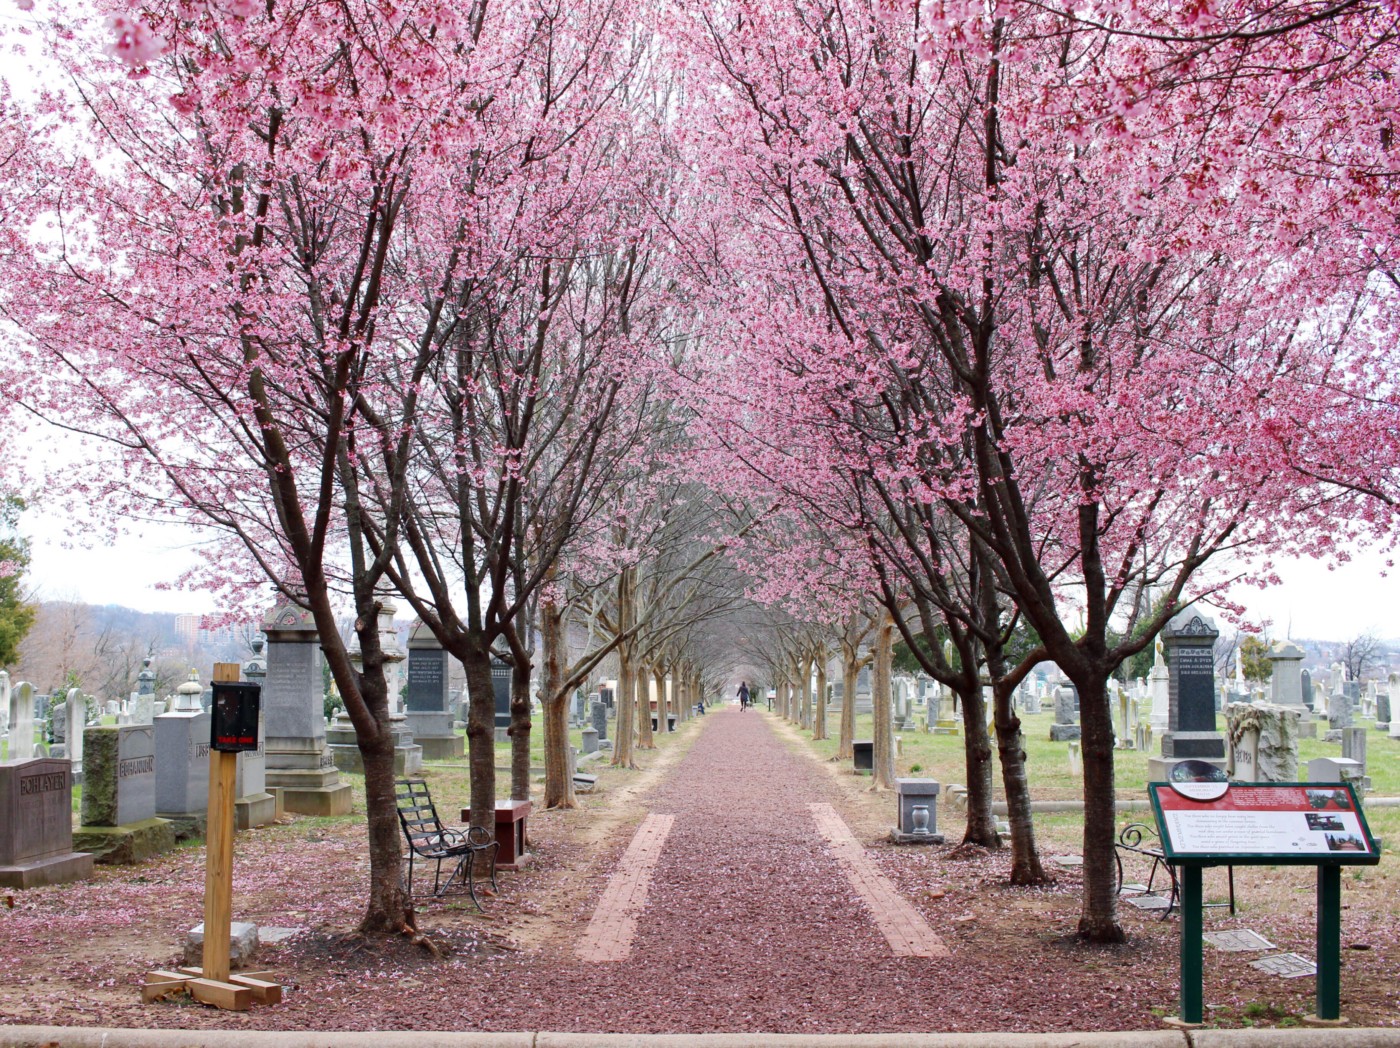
[2,0,658,932]
[670,0,1400,941]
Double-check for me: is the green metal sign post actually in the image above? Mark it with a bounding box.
[1148,781,1379,1026]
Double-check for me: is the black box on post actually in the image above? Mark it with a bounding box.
[210,682,262,753]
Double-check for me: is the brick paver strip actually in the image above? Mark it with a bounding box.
[575,812,676,961]
[810,802,951,958]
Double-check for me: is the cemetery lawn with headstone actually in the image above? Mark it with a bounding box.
[1,709,1397,1033]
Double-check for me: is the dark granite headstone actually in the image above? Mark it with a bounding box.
[491,659,512,730]
[852,740,873,771]
[1301,669,1314,711]
[1161,608,1225,760]
[406,645,449,714]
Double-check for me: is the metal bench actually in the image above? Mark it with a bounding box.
[1115,821,1235,920]
[394,778,499,910]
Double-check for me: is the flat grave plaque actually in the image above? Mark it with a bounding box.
[1250,953,1316,978]
[1124,894,1171,910]
[1204,930,1276,952]
[1054,854,1083,867]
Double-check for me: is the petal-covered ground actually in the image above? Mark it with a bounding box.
[1,709,1396,1033]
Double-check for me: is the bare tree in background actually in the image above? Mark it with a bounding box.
[1342,630,1387,683]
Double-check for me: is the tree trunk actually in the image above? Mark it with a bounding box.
[870,613,895,789]
[839,648,857,761]
[460,642,498,871]
[509,649,531,803]
[359,729,413,930]
[959,683,1000,847]
[992,683,1048,884]
[540,594,576,809]
[655,667,669,734]
[799,655,812,730]
[814,653,828,740]
[1072,669,1125,942]
[346,629,414,933]
[612,643,637,769]
[637,663,656,750]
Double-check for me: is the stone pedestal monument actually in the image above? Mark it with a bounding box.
[1267,640,1315,738]
[262,600,352,816]
[405,622,463,760]
[1147,607,1227,781]
[236,642,277,828]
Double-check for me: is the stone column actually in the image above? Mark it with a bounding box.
[64,690,87,777]
[1148,607,1226,780]
[261,599,352,816]
[1147,639,1170,733]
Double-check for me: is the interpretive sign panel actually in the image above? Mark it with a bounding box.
[1148,782,1377,864]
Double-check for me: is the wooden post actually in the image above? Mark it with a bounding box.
[204,662,242,985]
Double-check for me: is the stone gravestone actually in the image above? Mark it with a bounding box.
[1376,681,1392,733]
[491,657,513,742]
[8,681,36,761]
[73,724,175,864]
[1341,727,1370,791]
[0,757,93,888]
[405,623,463,760]
[1325,690,1352,740]
[1226,702,1299,783]
[581,725,599,754]
[261,599,352,816]
[1049,685,1080,741]
[1023,684,1042,716]
[1300,668,1314,712]
[1267,640,1315,738]
[54,690,88,778]
[591,699,608,742]
[154,705,210,840]
[1148,607,1226,781]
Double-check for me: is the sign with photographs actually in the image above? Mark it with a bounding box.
[1148,782,1378,864]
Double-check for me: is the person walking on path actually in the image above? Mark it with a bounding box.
[736,680,750,710]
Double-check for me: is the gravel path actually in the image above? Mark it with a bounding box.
[554,706,954,1029]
